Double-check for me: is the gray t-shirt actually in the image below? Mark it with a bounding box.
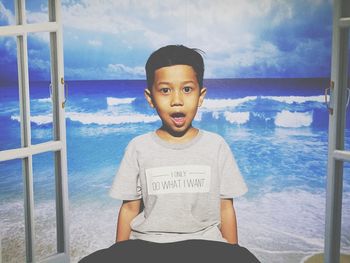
[109,130,248,243]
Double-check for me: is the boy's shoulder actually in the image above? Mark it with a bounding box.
[201,129,226,143]
[128,132,153,146]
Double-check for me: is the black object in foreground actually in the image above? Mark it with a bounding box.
[79,239,260,263]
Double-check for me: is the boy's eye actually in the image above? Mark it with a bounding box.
[160,87,171,94]
[183,86,193,93]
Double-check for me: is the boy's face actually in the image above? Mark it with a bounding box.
[145,64,206,137]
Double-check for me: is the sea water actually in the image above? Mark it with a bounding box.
[0,78,349,262]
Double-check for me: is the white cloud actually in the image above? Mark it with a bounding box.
[65,66,105,80]
[59,0,332,78]
[26,11,48,24]
[30,32,50,43]
[61,0,277,51]
[64,63,146,80]
[60,0,272,72]
[0,3,51,43]
[25,1,50,24]
[107,64,144,78]
[30,58,50,71]
[62,0,145,33]
[0,2,15,25]
[2,36,16,52]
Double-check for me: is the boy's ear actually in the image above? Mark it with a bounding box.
[198,87,207,107]
[144,88,155,108]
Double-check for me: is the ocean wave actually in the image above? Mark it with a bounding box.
[201,96,257,109]
[36,97,52,103]
[11,115,53,125]
[275,110,313,128]
[107,97,136,106]
[10,112,159,126]
[212,112,220,120]
[67,112,159,125]
[224,111,250,124]
[34,95,326,108]
[200,95,325,110]
[261,95,326,104]
[10,110,312,128]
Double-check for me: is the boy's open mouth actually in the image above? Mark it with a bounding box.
[170,112,186,126]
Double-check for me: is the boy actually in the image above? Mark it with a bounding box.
[80,45,259,262]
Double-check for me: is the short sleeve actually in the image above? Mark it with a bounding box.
[218,139,248,198]
[109,140,142,200]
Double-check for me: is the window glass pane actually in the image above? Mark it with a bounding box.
[0,0,16,26]
[32,152,57,260]
[26,0,49,24]
[28,32,53,145]
[0,36,21,151]
[0,159,26,263]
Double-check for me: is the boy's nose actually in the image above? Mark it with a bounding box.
[171,90,184,106]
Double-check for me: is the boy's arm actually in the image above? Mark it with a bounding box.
[116,199,142,242]
[220,198,238,244]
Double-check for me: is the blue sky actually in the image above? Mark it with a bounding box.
[0,0,332,81]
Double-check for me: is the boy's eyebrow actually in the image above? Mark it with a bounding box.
[156,80,196,86]
[156,81,171,86]
[182,80,196,85]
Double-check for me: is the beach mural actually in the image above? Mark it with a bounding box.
[0,1,349,263]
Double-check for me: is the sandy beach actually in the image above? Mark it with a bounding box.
[3,192,349,263]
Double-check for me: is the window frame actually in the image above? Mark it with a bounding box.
[325,0,350,262]
[0,1,69,262]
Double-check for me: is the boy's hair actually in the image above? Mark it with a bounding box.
[145,45,205,89]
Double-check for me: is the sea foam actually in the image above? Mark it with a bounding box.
[275,110,313,128]
[37,97,52,103]
[107,97,136,106]
[224,111,250,124]
[11,115,53,125]
[67,112,159,125]
[10,112,160,126]
[201,96,257,109]
[261,95,326,104]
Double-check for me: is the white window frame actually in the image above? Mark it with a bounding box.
[325,0,350,262]
[0,1,69,262]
